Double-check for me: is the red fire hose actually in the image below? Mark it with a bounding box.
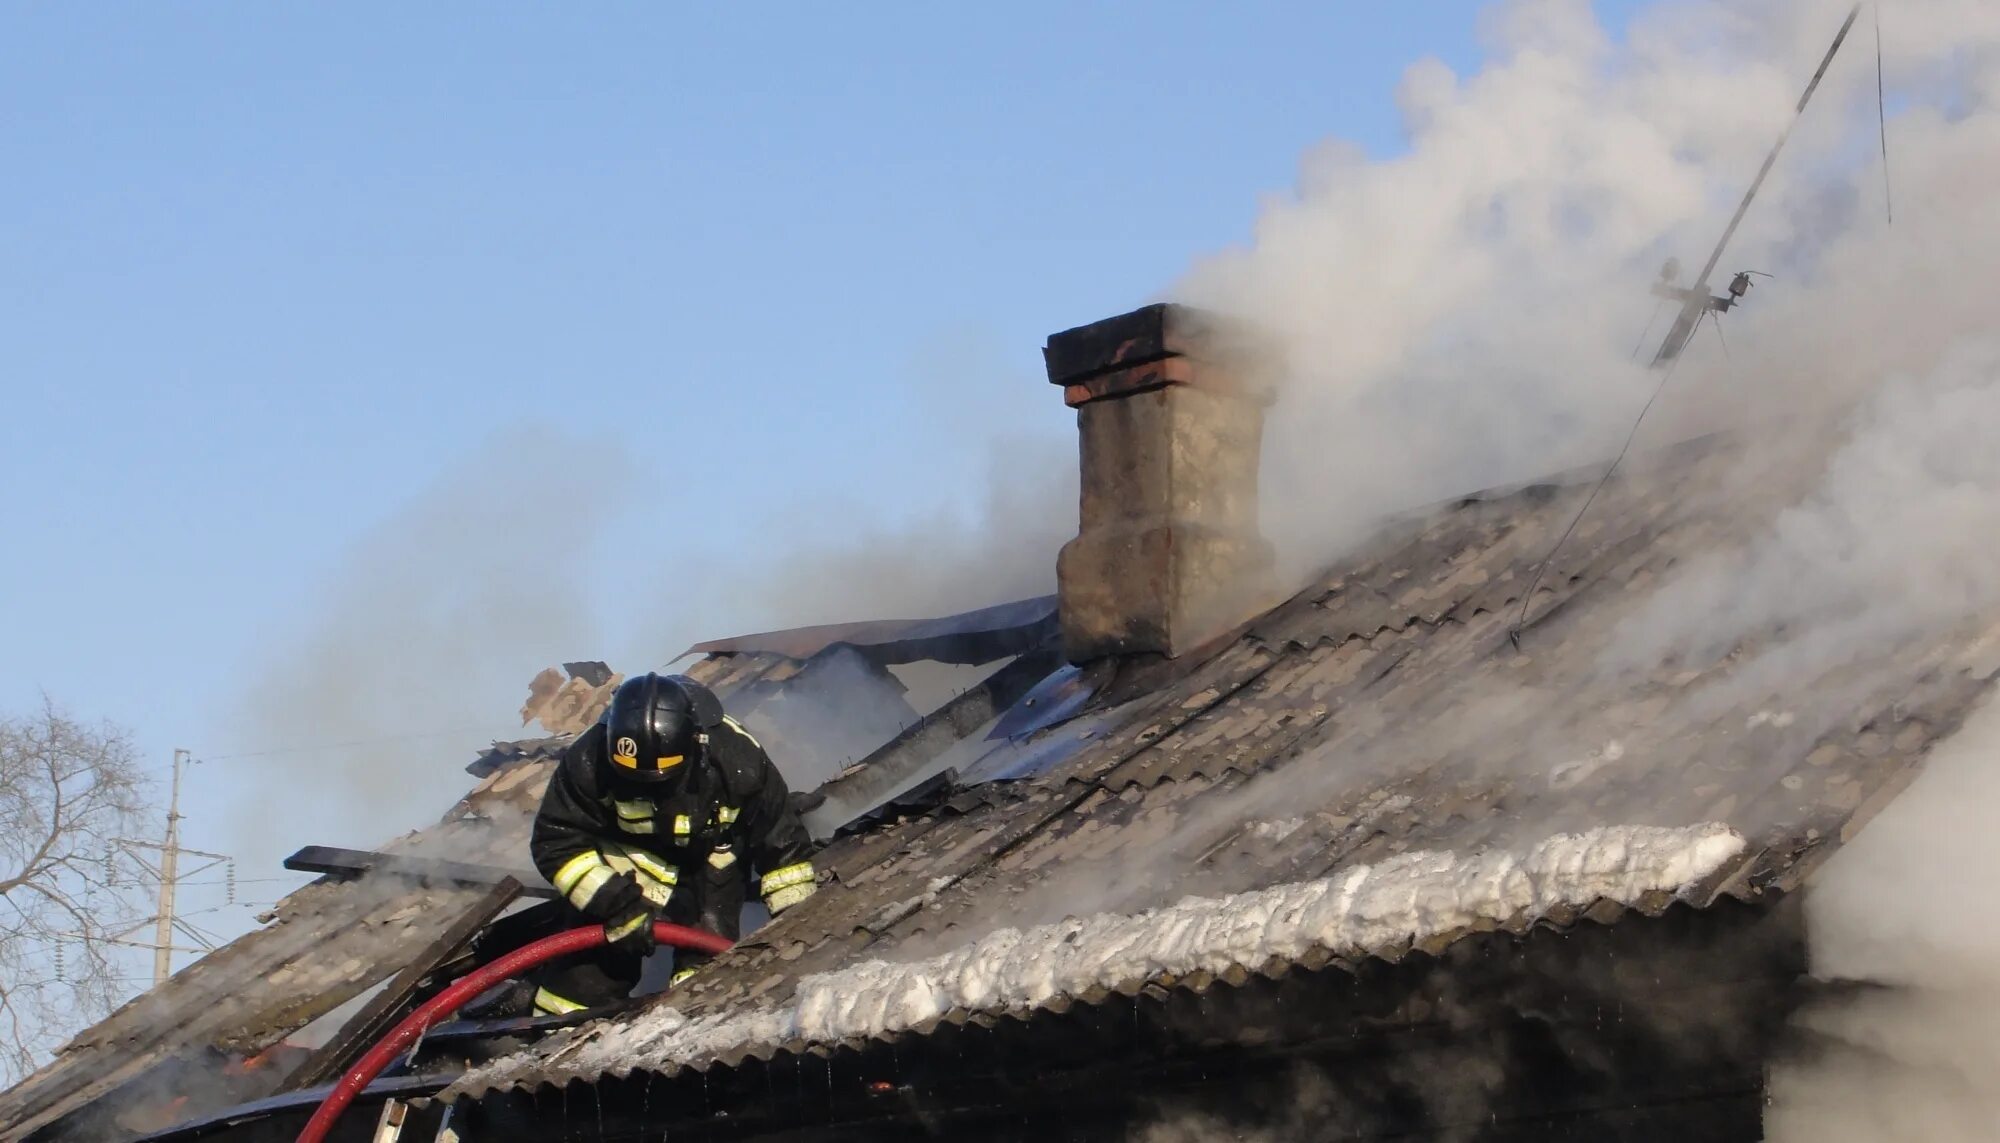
[296,921,731,1143]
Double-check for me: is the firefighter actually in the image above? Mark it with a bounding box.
[507,672,817,1017]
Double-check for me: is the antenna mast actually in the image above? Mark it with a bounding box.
[1648,4,1861,366]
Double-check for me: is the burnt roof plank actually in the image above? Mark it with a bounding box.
[282,845,552,899]
[280,878,523,1092]
[0,877,500,1139]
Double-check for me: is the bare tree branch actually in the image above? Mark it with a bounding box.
[0,699,151,1084]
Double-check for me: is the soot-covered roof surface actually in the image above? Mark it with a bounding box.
[452,432,2000,1099]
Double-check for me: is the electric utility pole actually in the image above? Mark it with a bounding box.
[111,749,236,984]
[151,749,186,983]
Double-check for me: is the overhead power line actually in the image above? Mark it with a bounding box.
[1875,3,1893,225]
[204,724,507,762]
[1510,318,1703,646]
[109,750,238,984]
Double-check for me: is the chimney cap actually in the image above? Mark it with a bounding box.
[1043,303,1257,387]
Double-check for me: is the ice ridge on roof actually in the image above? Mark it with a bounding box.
[456,821,1743,1095]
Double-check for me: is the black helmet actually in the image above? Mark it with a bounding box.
[602,673,723,787]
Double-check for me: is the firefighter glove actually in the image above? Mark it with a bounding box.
[760,862,818,913]
[589,870,648,922]
[603,906,659,952]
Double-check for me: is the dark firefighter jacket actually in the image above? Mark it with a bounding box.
[530,716,817,925]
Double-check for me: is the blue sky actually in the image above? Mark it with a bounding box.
[0,1,1640,961]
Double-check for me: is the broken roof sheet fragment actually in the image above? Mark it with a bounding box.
[957,709,1119,786]
[681,595,1057,665]
[465,734,569,779]
[986,662,1101,741]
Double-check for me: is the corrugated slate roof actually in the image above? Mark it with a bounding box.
[457,434,2000,1096]
[454,822,1747,1095]
[15,431,1993,1136]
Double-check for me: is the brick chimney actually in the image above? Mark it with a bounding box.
[1043,303,1276,662]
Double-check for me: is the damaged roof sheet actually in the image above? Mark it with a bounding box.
[0,648,813,1140]
[457,434,2000,1096]
[682,596,1058,665]
[0,851,506,1139]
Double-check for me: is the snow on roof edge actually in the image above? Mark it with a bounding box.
[451,821,1745,1099]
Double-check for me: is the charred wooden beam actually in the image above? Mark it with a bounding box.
[280,878,523,1092]
[283,846,553,899]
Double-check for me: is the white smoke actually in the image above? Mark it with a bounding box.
[1178,0,2000,580]
[654,324,1072,645]
[1611,339,2000,680]
[1766,693,2000,1140]
[218,426,635,871]
[217,343,1071,871]
[1160,0,2000,1134]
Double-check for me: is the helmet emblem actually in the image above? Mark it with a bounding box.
[615,736,639,759]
